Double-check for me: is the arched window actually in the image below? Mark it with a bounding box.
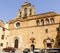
[45,19,49,24]
[24,8,27,16]
[41,19,44,25]
[50,18,54,24]
[14,39,18,48]
[36,20,40,26]
[30,9,32,15]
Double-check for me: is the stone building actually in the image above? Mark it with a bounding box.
[0,2,60,51]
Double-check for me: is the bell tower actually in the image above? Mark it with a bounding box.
[16,2,35,19]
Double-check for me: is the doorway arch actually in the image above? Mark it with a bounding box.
[14,39,18,48]
[11,36,22,48]
[31,44,35,51]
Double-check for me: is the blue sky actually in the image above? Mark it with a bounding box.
[0,0,60,22]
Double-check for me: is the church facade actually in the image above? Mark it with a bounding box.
[0,2,60,51]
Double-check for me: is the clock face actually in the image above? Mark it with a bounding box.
[14,22,20,28]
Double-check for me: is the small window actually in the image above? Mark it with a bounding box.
[0,43,3,46]
[16,22,20,27]
[45,29,48,33]
[1,35,4,40]
[32,40,34,43]
[3,28,5,31]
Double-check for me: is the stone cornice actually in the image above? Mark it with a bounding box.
[8,23,60,30]
[8,12,59,24]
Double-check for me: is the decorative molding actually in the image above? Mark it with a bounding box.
[8,23,60,30]
[11,35,22,48]
[8,12,59,24]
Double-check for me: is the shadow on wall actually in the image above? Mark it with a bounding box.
[54,23,60,48]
